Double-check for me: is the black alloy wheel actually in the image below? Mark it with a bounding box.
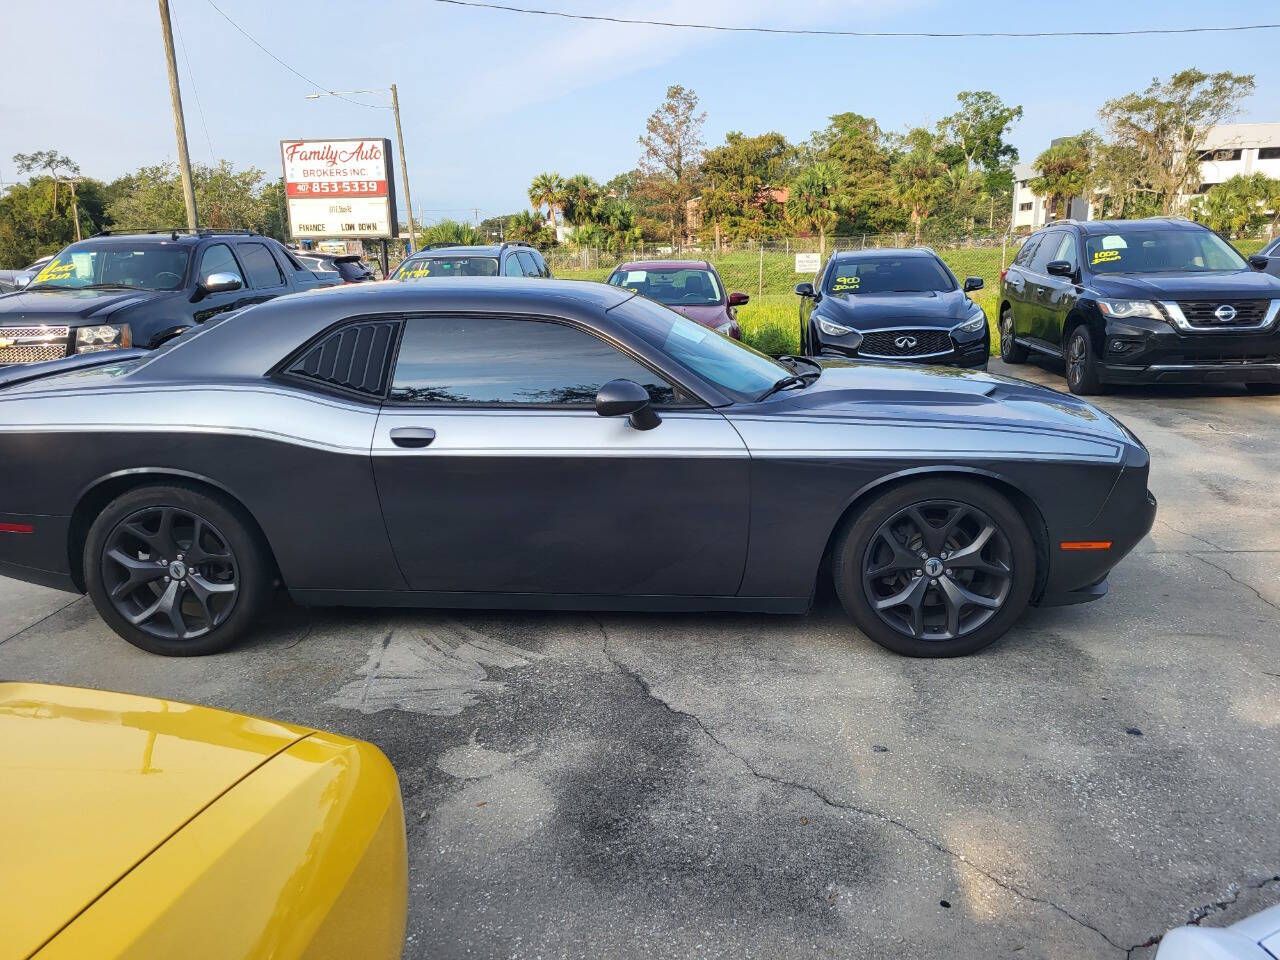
[1065,327,1103,395]
[861,500,1012,641]
[832,479,1035,657]
[85,484,272,655]
[1000,308,1028,363]
[101,506,239,641]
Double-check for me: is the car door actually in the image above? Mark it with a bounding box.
[191,243,250,323]
[234,241,288,305]
[1040,231,1082,350]
[1003,233,1042,342]
[371,313,750,596]
[1023,230,1064,347]
[517,251,542,278]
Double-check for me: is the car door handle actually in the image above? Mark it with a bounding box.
[390,427,436,449]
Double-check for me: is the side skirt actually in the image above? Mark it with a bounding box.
[288,588,812,615]
[1019,338,1064,359]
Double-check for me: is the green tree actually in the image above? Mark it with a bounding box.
[638,84,706,246]
[107,161,274,232]
[698,131,795,248]
[785,162,846,256]
[504,210,556,246]
[1100,68,1256,214]
[889,128,950,244]
[1027,133,1099,221]
[0,176,108,268]
[418,219,486,246]
[1192,173,1280,235]
[938,91,1023,190]
[561,174,600,228]
[808,112,899,233]
[528,172,566,232]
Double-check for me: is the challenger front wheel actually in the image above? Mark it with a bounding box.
[832,479,1036,657]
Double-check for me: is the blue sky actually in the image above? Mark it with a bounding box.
[6,1,1280,224]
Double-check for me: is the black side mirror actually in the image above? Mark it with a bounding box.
[963,276,984,292]
[1248,254,1269,270]
[794,282,815,298]
[595,379,660,431]
[1046,260,1075,279]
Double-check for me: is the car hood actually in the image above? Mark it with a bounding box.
[662,303,730,328]
[1090,270,1280,301]
[818,289,971,329]
[0,287,173,324]
[759,360,1128,442]
[0,682,311,959]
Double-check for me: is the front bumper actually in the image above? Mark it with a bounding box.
[815,329,989,368]
[1098,317,1280,384]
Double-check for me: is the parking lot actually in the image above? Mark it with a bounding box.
[0,356,1276,959]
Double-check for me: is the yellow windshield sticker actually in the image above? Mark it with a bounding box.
[1091,249,1122,266]
[398,265,432,279]
[832,275,861,291]
[34,258,76,283]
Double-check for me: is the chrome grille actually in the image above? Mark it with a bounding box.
[1175,300,1270,327]
[859,329,953,358]
[0,325,70,365]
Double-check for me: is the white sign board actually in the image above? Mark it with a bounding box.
[280,138,398,239]
[795,252,821,273]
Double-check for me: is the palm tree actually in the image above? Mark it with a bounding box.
[562,174,600,228]
[528,172,566,232]
[785,162,846,257]
[890,129,949,244]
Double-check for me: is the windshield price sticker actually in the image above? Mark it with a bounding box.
[1091,249,1122,265]
[832,275,861,291]
[34,259,75,283]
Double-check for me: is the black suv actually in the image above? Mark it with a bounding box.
[795,248,989,368]
[390,242,552,281]
[0,229,338,366]
[999,218,1280,394]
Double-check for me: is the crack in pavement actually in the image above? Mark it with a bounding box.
[0,595,87,648]
[1194,555,1280,615]
[1153,519,1229,552]
[593,618,1129,955]
[1125,874,1280,958]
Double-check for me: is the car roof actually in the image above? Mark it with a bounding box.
[82,231,266,246]
[1054,218,1209,236]
[613,259,712,271]
[410,245,505,256]
[828,247,936,261]
[138,279,636,382]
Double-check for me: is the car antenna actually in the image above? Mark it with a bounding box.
[171,230,179,241]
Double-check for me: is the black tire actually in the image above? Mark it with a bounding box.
[84,484,273,656]
[1245,382,1280,395]
[832,479,1036,657]
[1065,326,1105,395]
[999,308,1028,364]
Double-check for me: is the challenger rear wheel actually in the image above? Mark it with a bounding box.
[832,479,1035,657]
[85,484,272,656]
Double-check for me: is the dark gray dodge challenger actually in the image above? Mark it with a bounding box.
[0,279,1156,658]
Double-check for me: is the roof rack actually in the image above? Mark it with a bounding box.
[420,241,478,250]
[92,228,259,239]
[1043,219,1081,228]
[504,241,534,249]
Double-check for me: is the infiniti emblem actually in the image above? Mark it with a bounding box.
[1214,304,1237,322]
[894,335,918,349]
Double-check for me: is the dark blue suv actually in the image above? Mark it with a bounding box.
[999,218,1280,394]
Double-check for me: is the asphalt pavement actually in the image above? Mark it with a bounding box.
[1,356,1277,959]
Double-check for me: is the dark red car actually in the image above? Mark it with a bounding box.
[605,259,747,338]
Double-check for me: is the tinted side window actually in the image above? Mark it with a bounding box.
[517,251,540,276]
[1028,231,1062,273]
[502,255,525,277]
[238,243,285,288]
[1053,232,1080,272]
[1013,234,1042,268]
[390,316,679,406]
[199,243,244,284]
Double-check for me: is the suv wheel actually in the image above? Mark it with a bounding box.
[84,484,273,656]
[999,308,1028,363]
[1065,327,1104,395]
[832,479,1035,657]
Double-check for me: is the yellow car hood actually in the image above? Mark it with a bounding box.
[0,682,310,959]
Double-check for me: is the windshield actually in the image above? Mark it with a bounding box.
[28,242,190,291]
[394,256,499,280]
[608,266,723,306]
[1084,229,1246,274]
[824,255,955,296]
[613,294,788,402]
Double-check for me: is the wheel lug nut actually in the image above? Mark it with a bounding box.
[945,569,954,576]
[164,576,171,582]
[915,569,923,576]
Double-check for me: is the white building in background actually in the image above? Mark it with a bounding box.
[1011,123,1280,231]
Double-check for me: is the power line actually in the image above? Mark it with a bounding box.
[202,0,384,107]
[428,1,1280,39]
[174,4,216,165]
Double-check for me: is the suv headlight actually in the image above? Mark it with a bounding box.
[818,318,855,337]
[74,324,131,353]
[955,314,987,334]
[1097,299,1163,321]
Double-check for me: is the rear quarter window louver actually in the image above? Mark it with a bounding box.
[285,321,398,397]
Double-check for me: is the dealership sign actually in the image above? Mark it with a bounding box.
[280,138,398,239]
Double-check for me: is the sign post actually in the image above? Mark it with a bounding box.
[280,137,398,243]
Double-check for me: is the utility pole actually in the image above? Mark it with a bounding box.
[390,83,417,252]
[158,0,198,230]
